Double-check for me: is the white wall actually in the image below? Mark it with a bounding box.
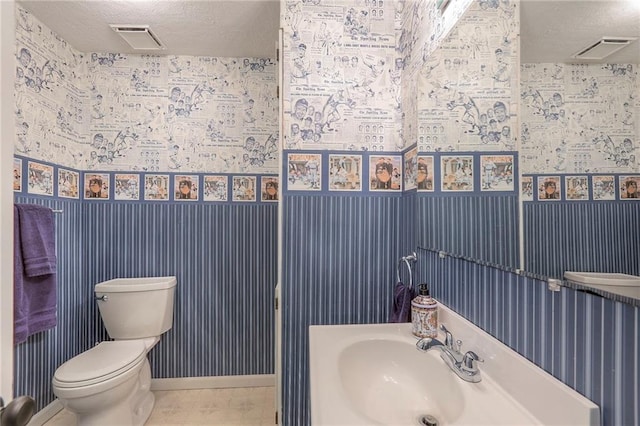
[1,0,16,401]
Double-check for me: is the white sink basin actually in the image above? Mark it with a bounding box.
[338,339,464,425]
[310,302,600,425]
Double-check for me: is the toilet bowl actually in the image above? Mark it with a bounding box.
[52,276,177,426]
[52,340,154,426]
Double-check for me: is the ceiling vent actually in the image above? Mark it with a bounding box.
[572,37,637,60]
[110,25,165,50]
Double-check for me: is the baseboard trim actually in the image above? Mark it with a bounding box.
[150,374,276,391]
[27,399,64,426]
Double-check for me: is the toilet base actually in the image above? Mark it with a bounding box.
[72,399,134,426]
[59,359,155,426]
[67,388,154,426]
[131,387,155,425]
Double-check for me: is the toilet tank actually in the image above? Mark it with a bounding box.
[95,276,177,339]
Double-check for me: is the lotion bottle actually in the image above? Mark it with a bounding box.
[411,283,438,338]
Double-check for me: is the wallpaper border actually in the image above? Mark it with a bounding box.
[13,155,279,204]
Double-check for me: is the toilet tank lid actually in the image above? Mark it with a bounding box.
[95,276,177,292]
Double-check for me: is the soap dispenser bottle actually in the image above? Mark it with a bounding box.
[411,283,438,338]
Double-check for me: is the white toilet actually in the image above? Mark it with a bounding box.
[52,276,177,426]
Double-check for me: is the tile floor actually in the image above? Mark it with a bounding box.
[44,387,276,425]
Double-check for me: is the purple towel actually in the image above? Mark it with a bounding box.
[16,204,57,276]
[14,204,58,344]
[389,282,415,323]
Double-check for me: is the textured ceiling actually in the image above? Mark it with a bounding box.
[520,0,640,64]
[16,0,281,58]
[15,0,640,63]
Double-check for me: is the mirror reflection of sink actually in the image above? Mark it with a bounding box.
[565,271,640,300]
[338,339,463,425]
[565,271,640,287]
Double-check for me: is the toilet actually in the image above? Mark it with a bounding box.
[52,276,177,426]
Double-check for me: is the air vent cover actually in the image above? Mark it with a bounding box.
[572,37,637,60]
[110,25,165,50]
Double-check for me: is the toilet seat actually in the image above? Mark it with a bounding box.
[53,340,146,388]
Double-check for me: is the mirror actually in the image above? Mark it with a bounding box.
[416,0,640,303]
[519,0,639,294]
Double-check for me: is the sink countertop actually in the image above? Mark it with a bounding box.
[435,302,599,425]
[309,301,600,426]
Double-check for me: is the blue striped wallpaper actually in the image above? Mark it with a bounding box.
[281,194,404,425]
[418,247,639,426]
[417,194,520,268]
[400,191,417,257]
[280,192,520,425]
[13,196,277,412]
[524,202,640,278]
[15,180,637,425]
[280,191,639,425]
[13,196,90,412]
[83,202,278,378]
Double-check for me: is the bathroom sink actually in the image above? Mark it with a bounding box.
[564,271,640,300]
[338,339,464,425]
[564,271,640,287]
[310,302,600,425]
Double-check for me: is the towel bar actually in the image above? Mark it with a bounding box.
[396,252,417,288]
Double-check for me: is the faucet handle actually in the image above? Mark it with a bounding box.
[440,324,454,349]
[461,350,484,373]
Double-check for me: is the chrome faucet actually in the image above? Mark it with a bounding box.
[416,324,483,383]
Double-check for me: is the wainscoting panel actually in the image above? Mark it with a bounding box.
[417,194,519,268]
[281,194,403,425]
[523,202,640,278]
[83,202,278,378]
[400,191,417,258]
[418,248,639,426]
[13,196,88,412]
[13,197,277,412]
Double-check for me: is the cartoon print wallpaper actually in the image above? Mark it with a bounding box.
[416,0,519,153]
[58,168,80,199]
[13,158,23,192]
[520,63,639,174]
[15,5,278,175]
[329,154,362,190]
[281,0,473,152]
[14,0,639,195]
[282,0,400,151]
[26,161,53,196]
